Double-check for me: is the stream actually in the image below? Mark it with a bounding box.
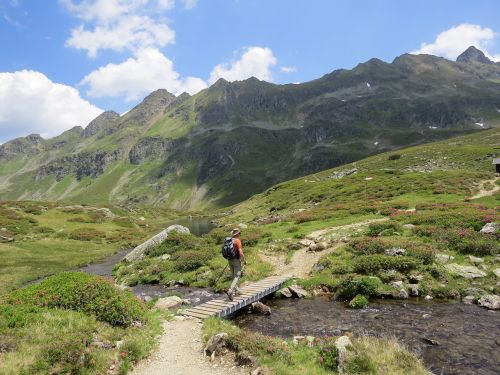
[236,297,500,375]
[80,217,499,375]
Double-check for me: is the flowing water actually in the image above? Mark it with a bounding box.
[236,297,500,375]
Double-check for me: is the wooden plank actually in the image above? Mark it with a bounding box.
[188,306,218,315]
[184,310,213,319]
[204,301,229,307]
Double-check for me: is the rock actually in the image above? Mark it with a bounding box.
[422,314,431,319]
[462,295,476,305]
[159,254,171,260]
[308,243,318,252]
[115,340,124,349]
[299,239,315,247]
[288,284,310,298]
[143,296,152,303]
[468,255,484,265]
[408,284,419,297]
[465,287,486,296]
[403,224,416,230]
[409,274,424,283]
[435,253,454,263]
[384,247,406,256]
[399,289,409,299]
[335,336,353,374]
[292,335,306,345]
[425,295,433,300]
[480,222,498,234]
[138,216,146,221]
[251,366,271,375]
[315,241,328,251]
[312,263,324,272]
[306,336,315,347]
[330,168,358,180]
[154,295,183,310]
[390,281,404,289]
[445,264,487,279]
[251,301,271,315]
[125,225,190,262]
[238,223,248,229]
[236,350,258,367]
[278,287,293,298]
[204,333,228,357]
[478,295,500,310]
[422,337,440,346]
[494,269,500,278]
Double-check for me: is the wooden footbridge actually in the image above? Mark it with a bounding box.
[183,276,289,319]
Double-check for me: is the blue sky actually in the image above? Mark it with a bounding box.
[1,0,499,142]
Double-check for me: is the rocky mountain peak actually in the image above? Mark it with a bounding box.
[82,111,120,138]
[456,46,492,64]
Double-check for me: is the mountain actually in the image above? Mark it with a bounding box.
[456,46,493,64]
[1,47,500,209]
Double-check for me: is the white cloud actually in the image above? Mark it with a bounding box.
[412,23,500,62]
[0,70,102,142]
[182,0,197,9]
[61,0,176,57]
[209,46,278,84]
[280,66,297,73]
[81,48,208,100]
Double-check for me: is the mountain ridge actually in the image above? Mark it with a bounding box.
[1,47,500,209]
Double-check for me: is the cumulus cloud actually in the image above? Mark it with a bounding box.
[0,70,102,142]
[209,46,277,84]
[61,0,176,57]
[280,66,297,73]
[412,23,500,62]
[81,48,208,100]
[182,0,197,9]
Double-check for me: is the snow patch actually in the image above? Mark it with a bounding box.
[374,141,379,146]
[428,126,438,129]
[366,82,371,88]
[474,122,484,128]
[496,108,500,113]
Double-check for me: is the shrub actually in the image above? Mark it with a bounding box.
[172,249,214,271]
[349,294,369,309]
[353,255,419,275]
[205,227,228,245]
[348,237,385,254]
[146,232,204,257]
[367,221,402,236]
[5,272,145,326]
[316,337,339,370]
[68,228,106,241]
[294,211,316,224]
[388,154,401,160]
[336,277,380,300]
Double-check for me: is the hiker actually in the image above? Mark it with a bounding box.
[225,227,246,301]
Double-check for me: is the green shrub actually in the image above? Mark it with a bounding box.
[146,232,204,257]
[367,221,402,236]
[205,227,228,245]
[5,272,145,326]
[349,237,385,254]
[68,228,106,241]
[353,255,419,275]
[171,249,214,271]
[294,211,316,224]
[316,337,339,370]
[388,154,401,160]
[349,294,369,309]
[336,277,380,300]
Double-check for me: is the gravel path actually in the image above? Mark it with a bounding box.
[470,176,499,199]
[130,317,244,375]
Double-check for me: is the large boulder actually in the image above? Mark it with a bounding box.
[478,295,500,310]
[445,264,486,279]
[480,222,498,235]
[154,295,183,310]
[251,301,271,315]
[435,253,454,263]
[204,332,228,358]
[288,284,310,298]
[278,287,293,298]
[125,225,190,262]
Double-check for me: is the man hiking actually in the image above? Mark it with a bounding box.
[226,227,246,301]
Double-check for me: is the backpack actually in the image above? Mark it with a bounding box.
[221,237,238,260]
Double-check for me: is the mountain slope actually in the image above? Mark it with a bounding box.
[1,48,500,209]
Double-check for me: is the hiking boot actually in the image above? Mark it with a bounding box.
[227,291,234,301]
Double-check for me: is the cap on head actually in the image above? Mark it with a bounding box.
[231,228,241,236]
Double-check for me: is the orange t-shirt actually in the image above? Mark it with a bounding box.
[232,238,243,258]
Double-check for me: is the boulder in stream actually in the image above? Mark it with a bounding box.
[478,295,500,310]
[288,284,310,298]
[154,295,183,310]
[278,287,293,298]
[251,301,271,315]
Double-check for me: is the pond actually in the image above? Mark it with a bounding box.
[235,297,500,375]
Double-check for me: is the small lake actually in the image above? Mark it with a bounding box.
[235,297,500,375]
[162,216,216,237]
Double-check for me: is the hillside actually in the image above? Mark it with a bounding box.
[1,46,500,209]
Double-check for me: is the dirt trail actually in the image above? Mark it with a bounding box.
[470,176,499,199]
[130,317,244,375]
[260,218,388,279]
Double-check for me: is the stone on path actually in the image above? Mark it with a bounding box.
[445,263,486,278]
[125,225,190,262]
[478,295,500,310]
